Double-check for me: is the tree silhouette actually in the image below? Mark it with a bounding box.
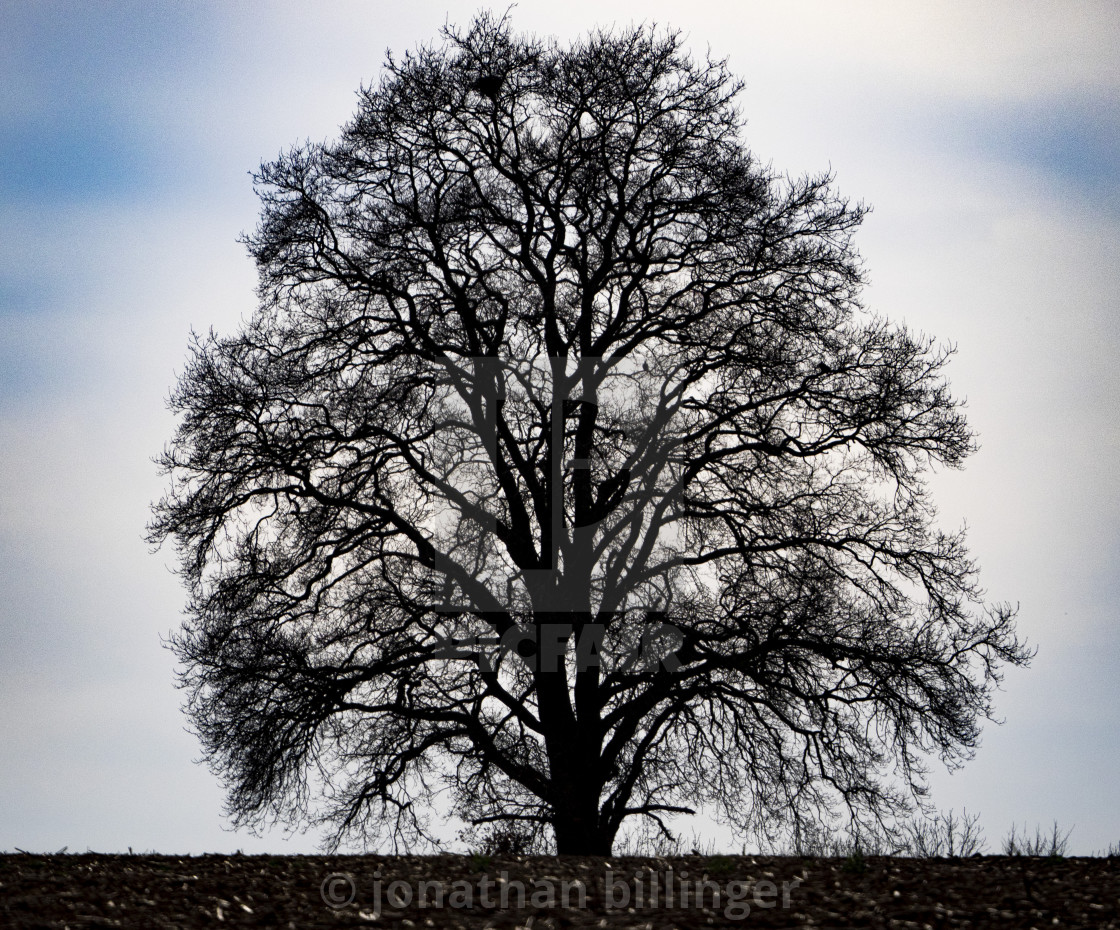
[150,14,1030,855]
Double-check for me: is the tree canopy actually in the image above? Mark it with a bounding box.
[150,14,1029,855]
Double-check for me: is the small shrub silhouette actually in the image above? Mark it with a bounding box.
[1002,821,1072,857]
[471,822,539,857]
[902,809,987,857]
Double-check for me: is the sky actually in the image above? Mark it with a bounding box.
[1,0,1117,856]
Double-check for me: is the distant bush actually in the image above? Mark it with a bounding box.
[775,819,903,858]
[901,809,987,858]
[769,810,985,858]
[578,810,1096,860]
[612,825,720,858]
[458,821,545,857]
[1001,822,1072,857]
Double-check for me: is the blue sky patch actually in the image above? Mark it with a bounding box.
[0,106,155,203]
[992,98,1120,206]
[0,2,208,204]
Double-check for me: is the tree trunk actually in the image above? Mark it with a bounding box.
[550,769,613,855]
[538,654,612,854]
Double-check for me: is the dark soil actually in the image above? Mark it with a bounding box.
[2,852,1118,928]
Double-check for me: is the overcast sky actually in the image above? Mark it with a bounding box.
[1,0,1117,856]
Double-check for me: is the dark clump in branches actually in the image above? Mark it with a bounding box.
[149,13,1030,855]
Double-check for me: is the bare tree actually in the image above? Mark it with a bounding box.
[149,14,1030,855]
